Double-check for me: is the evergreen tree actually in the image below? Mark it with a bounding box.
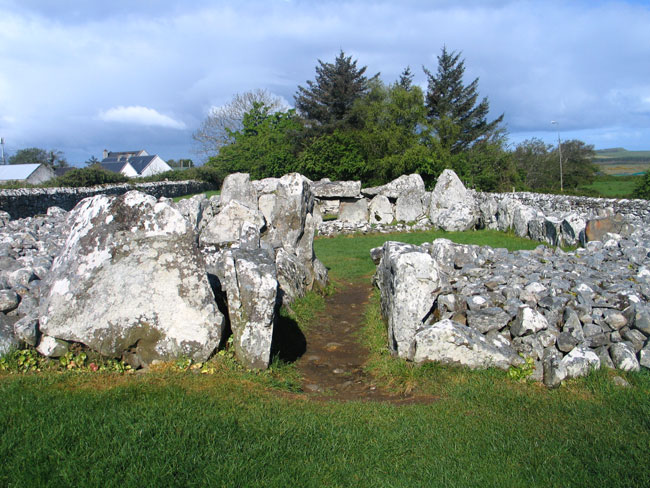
[397,66,414,90]
[295,50,378,131]
[424,47,504,153]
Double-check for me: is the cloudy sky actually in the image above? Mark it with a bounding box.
[1,0,649,165]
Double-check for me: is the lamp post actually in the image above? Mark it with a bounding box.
[551,121,563,192]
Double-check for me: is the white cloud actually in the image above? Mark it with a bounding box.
[98,106,186,130]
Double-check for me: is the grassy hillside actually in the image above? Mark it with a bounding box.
[593,148,650,175]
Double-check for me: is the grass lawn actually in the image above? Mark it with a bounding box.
[579,174,643,198]
[2,229,649,487]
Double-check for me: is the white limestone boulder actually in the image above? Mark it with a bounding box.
[374,241,443,360]
[368,195,394,225]
[413,319,523,369]
[221,248,278,370]
[428,170,478,231]
[39,191,226,365]
[199,200,266,247]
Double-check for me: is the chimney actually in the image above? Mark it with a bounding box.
[102,149,108,160]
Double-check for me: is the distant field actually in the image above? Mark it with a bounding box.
[580,174,643,198]
[593,148,650,175]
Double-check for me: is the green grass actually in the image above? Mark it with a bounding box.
[579,174,643,198]
[2,368,648,487]
[2,228,649,487]
[314,228,540,282]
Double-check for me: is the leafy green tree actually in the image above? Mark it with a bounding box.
[559,140,597,189]
[350,79,431,184]
[424,47,504,153]
[9,147,67,168]
[9,147,48,165]
[206,102,302,180]
[633,171,650,199]
[512,138,596,191]
[193,89,287,160]
[295,50,378,132]
[296,129,367,181]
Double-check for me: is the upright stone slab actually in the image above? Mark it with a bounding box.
[428,169,478,231]
[374,241,443,359]
[39,191,225,365]
[220,172,258,208]
[368,195,394,224]
[221,248,278,370]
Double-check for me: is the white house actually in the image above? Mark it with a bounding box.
[100,149,172,178]
[0,163,55,184]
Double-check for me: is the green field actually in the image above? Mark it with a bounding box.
[579,174,643,198]
[2,229,649,487]
[593,148,650,176]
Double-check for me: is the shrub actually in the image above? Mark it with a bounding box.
[48,167,129,187]
[633,171,650,199]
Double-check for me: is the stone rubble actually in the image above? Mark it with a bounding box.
[372,231,650,385]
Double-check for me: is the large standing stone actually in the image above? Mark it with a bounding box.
[219,172,258,208]
[221,249,278,370]
[374,241,443,359]
[199,200,266,248]
[39,191,226,365]
[428,170,478,231]
[368,195,394,225]
[174,194,208,233]
[584,215,632,242]
[395,191,426,223]
[413,319,523,369]
[339,199,369,224]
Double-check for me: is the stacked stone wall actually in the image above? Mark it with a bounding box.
[0,180,214,220]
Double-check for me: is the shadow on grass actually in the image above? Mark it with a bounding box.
[271,312,306,363]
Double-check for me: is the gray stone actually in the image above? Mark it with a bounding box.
[220,172,258,208]
[561,213,586,246]
[557,332,579,353]
[621,328,647,352]
[413,319,523,370]
[560,345,601,379]
[543,348,567,388]
[0,315,19,355]
[596,346,615,369]
[609,343,640,372]
[395,192,425,223]
[639,344,650,369]
[221,248,278,370]
[510,306,548,337]
[36,335,69,357]
[0,289,20,313]
[513,205,537,238]
[199,200,266,248]
[362,174,425,200]
[428,170,478,231]
[339,199,369,224]
[174,194,208,233]
[311,179,361,199]
[39,191,226,365]
[466,307,511,333]
[13,315,39,346]
[375,241,443,359]
[368,195,394,225]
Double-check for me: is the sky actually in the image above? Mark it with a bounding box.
[1,0,650,165]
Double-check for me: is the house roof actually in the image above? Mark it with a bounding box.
[100,161,131,174]
[128,155,157,174]
[0,164,41,181]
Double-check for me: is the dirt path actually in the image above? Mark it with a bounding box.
[295,280,432,403]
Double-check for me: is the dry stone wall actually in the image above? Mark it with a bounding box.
[0,180,213,220]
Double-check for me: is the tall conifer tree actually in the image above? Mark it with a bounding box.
[295,50,377,131]
[424,47,504,153]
